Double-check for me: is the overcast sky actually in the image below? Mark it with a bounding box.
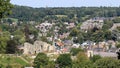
[10,0,120,7]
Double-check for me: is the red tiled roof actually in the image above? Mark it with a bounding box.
[56,42,64,46]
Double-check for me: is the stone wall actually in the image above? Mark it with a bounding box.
[23,41,54,54]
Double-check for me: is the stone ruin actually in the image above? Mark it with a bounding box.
[22,41,54,54]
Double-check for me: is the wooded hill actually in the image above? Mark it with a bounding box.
[9,5,120,22]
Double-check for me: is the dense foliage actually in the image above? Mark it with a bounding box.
[33,53,49,68]
[95,57,120,68]
[56,54,72,68]
[70,48,84,56]
[33,52,120,68]
[0,0,13,19]
[9,6,120,22]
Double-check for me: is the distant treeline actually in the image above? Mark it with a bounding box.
[9,5,120,22]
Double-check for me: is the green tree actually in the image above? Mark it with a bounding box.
[116,43,120,48]
[13,30,25,44]
[113,17,120,23]
[45,61,55,68]
[40,36,48,42]
[70,48,84,56]
[70,28,80,37]
[73,52,94,68]
[6,39,18,54]
[91,30,104,42]
[0,64,3,68]
[33,53,49,68]
[76,52,89,63]
[0,0,13,19]
[0,31,10,53]
[102,20,113,30]
[90,55,101,62]
[104,30,112,40]
[75,33,84,44]
[56,54,72,68]
[95,57,120,68]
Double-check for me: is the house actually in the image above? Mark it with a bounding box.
[81,41,95,49]
[54,40,64,50]
[91,40,117,52]
[29,34,34,39]
[66,23,75,29]
[59,33,70,39]
[63,40,73,46]
[35,21,53,33]
[87,49,118,58]
[110,23,120,31]
[53,39,71,53]
[93,52,118,58]
[72,43,80,48]
[97,40,117,52]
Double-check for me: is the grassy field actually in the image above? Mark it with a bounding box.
[21,55,33,62]
[0,54,29,68]
[55,15,67,17]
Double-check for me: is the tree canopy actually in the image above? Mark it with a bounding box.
[95,57,120,68]
[56,54,72,68]
[0,0,13,19]
[33,53,49,68]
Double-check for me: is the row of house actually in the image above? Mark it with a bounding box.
[35,21,53,33]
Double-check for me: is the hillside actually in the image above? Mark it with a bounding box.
[8,5,120,22]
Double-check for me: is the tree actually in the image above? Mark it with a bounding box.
[91,30,104,43]
[70,48,84,56]
[75,33,84,44]
[73,52,94,68]
[45,61,55,68]
[95,57,120,68]
[104,30,112,40]
[90,55,101,62]
[13,30,25,45]
[113,17,120,23]
[116,43,120,48]
[73,60,94,68]
[33,53,49,68]
[56,54,72,68]
[76,52,89,63]
[102,20,113,30]
[0,64,3,68]
[0,31,10,53]
[0,0,13,20]
[70,28,79,37]
[6,39,18,54]
[41,36,48,42]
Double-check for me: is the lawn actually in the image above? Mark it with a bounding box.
[21,55,33,62]
[0,54,29,68]
[55,15,67,17]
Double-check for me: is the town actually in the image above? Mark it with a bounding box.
[0,0,120,68]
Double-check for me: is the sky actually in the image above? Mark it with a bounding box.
[10,0,120,8]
